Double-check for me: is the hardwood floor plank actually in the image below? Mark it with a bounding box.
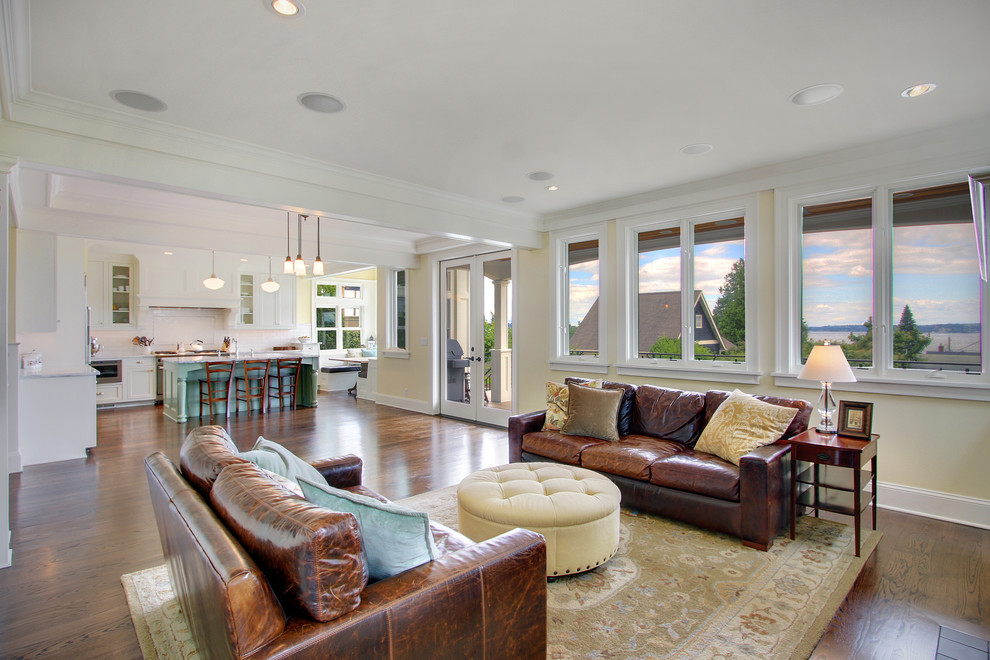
[1,393,987,658]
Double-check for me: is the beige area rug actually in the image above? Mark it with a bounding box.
[122,486,879,660]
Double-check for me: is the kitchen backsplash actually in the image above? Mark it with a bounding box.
[92,326,311,357]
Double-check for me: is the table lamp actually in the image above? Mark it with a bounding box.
[798,341,856,433]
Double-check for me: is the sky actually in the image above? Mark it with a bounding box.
[803,223,980,327]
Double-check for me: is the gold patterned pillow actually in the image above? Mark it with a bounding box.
[694,389,798,465]
[542,380,604,431]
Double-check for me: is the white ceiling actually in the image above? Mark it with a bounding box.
[3,0,990,253]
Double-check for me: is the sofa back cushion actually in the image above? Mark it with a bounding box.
[179,425,247,497]
[631,385,706,445]
[703,390,812,441]
[210,462,369,622]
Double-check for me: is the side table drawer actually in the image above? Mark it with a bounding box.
[792,442,861,468]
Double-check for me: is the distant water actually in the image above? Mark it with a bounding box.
[809,331,980,354]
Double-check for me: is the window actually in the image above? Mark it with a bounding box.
[779,176,988,396]
[386,269,408,352]
[616,197,757,381]
[550,225,609,371]
[314,281,365,351]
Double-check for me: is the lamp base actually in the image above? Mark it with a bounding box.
[815,423,838,434]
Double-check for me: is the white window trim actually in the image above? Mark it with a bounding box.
[774,170,990,400]
[312,280,368,351]
[383,268,410,358]
[549,224,609,372]
[614,194,761,384]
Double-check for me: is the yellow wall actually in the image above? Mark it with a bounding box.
[375,261,434,402]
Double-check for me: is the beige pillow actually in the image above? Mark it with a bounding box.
[542,379,603,431]
[560,384,622,442]
[694,389,798,465]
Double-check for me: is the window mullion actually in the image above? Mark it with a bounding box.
[874,187,892,377]
[681,219,695,362]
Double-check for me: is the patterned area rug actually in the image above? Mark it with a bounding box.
[122,485,879,660]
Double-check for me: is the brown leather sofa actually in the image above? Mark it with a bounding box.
[509,382,812,551]
[145,426,547,659]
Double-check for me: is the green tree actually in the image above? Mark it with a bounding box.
[483,313,512,365]
[648,335,712,358]
[893,305,931,362]
[711,258,745,345]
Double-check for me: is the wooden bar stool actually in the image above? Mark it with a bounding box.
[234,359,269,415]
[199,361,234,422]
[267,358,302,411]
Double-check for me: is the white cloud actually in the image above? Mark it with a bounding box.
[568,283,600,324]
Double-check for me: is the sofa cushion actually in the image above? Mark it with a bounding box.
[298,478,439,581]
[580,435,687,480]
[694,390,798,466]
[650,449,741,502]
[544,380,604,431]
[560,384,622,441]
[631,385,706,445]
[570,378,638,437]
[252,436,329,487]
[704,390,811,441]
[179,425,248,497]
[521,430,606,465]
[209,462,368,622]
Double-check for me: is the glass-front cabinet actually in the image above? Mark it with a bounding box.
[239,274,255,325]
[88,259,135,329]
[110,264,133,326]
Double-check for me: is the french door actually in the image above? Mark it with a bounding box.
[439,251,514,426]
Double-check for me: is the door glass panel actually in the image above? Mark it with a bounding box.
[445,264,472,404]
[483,257,512,411]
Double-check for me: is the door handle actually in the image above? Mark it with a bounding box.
[474,356,482,362]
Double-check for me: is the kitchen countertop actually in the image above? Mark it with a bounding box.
[20,366,98,379]
[162,350,312,364]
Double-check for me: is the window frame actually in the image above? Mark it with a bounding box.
[312,279,367,352]
[775,171,990,400]
[383,268,410,359]
[615,195,761,383]
[549,224,609,373]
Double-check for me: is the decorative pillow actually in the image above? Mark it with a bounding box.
[560,383,622,442]
[694,389,798,465]
[258,466,304,496]
[542,379,604,431]
[298,478,439,581]
[252,437,328,487]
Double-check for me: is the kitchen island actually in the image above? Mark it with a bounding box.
[161,352,319,423]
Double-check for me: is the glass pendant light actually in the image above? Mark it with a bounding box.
[261,256,281,293]
[283,211,294,274]
[294,214,307,276]
[202,250,225,290]
[312,216,325,276]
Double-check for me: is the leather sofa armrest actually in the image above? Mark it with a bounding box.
[508,410,547,463]
[310,454,363,488]
[738,442,792,550]
[252,528,548,660]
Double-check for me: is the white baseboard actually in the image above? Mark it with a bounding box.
[373,394,435,416]
[1,531,11,569]
[877,481,990,530]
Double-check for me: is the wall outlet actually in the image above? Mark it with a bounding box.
[420,337,428,346]
[404,388,409,397]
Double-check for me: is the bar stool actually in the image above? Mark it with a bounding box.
[199,361,234,422]
[267,358,302,411]
[234,359,269,415]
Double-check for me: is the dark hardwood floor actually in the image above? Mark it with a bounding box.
[0,393,987,659]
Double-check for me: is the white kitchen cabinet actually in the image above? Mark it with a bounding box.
[87,259,136,329]
[123,357,156,401]
[95,382,123,404]
[236,274,296,329]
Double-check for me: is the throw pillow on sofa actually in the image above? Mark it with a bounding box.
[250,437,329,487]
[542,380,603,431]
[560,383,622,442]
[299,478,439,581]
[694,389,798,465]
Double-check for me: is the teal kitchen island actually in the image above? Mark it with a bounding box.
[161,352,319,422]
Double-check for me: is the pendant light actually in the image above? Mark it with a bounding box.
[283,211,294,274]
[261,256,281,293]
[312,216,325,276]
[294,214,307,276]
[202,250,225,290]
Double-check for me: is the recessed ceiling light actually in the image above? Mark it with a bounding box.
[527,171,554,181]
[240,258,248,262]
[265,0,305,17]
[901,83,936,98]
[501,196,525,203]
[298,93,345,114]
[680,143,713,155]
[110,90,167,112]
[546,185,559,191]
[789,83,844,106]
[163,251,173,255]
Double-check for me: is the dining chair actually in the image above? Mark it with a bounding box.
[199,361,234,422]
[267,358,302,411]
[234,359,269,415]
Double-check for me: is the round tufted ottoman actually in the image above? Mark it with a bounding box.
[457,462,621,576]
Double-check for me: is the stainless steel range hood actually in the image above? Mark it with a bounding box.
[970,166,990,282]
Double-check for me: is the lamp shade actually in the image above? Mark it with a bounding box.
[798,344,856,383]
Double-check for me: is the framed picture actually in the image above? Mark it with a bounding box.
[837,400,873,439]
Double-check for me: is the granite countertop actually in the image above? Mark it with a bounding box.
[162,351,313,364]
[20,366,98,379]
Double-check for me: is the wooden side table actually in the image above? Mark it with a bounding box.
[783,429,879,556]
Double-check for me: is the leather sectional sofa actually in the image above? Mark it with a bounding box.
[509,381,812,551]
[145,426,547,659]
